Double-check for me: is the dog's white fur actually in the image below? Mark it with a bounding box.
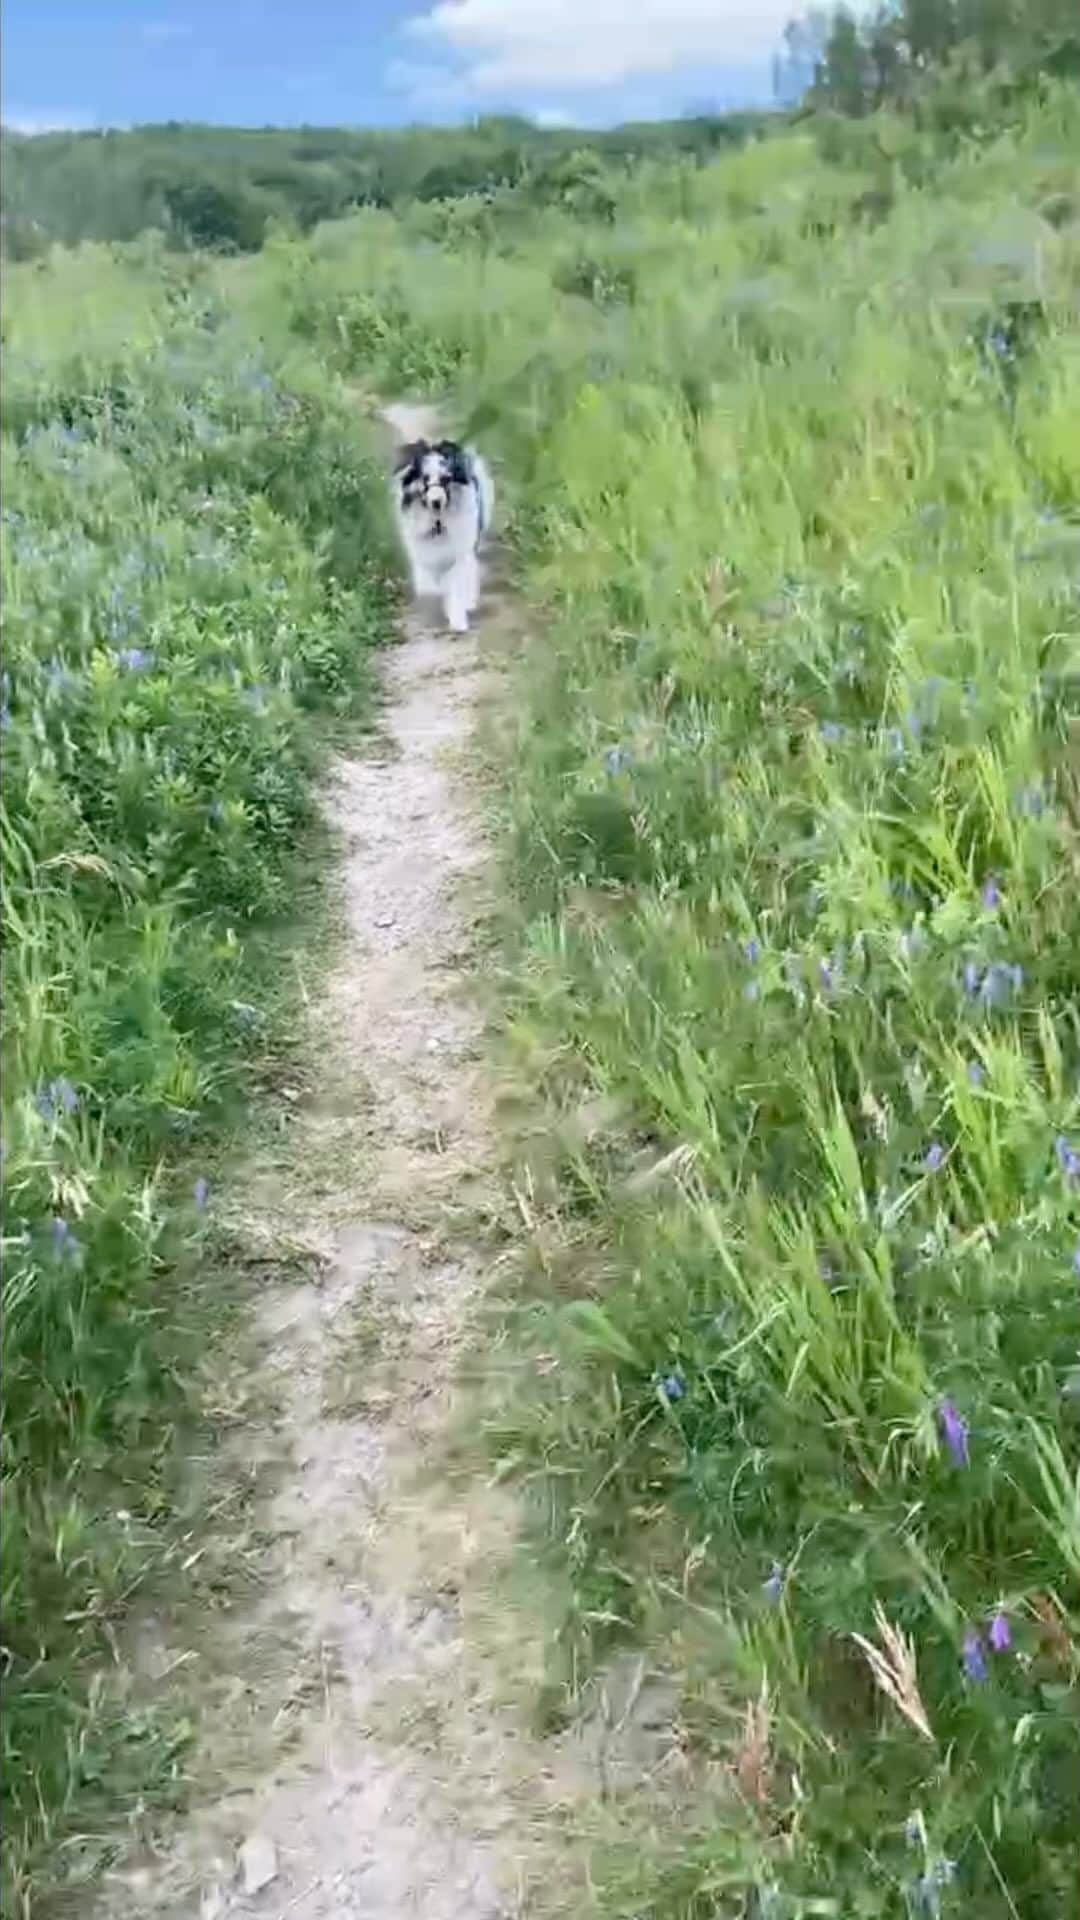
[389,423,494,635]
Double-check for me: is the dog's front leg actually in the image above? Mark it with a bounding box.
[443,562,470,633]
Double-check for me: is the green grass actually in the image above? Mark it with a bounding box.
[261,87,1080,1916]
[0,239,397,1903]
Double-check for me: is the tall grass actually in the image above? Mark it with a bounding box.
[275,91,1080,1914]
[0,238,396,1896]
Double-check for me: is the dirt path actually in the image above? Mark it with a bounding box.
[102,417,567,1920]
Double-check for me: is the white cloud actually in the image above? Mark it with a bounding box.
[404,0,799,93]
[2,107,98,135]
[531,106,573,128]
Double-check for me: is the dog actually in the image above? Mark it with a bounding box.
[391,435,495,634]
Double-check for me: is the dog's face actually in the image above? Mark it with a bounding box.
[396,439,470,535]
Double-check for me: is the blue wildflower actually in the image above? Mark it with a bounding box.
[980,876,1001,910]
[924,1141,945,1172]
[1013,783,1046,818]
[962,1628,987,1683]
[34,1077,79,1121]
[818,720,845,744]
[49,1216,81,1261]
[981,962,1022,1009]
[967,1060,985,1086]
[1073,1244,1080,1279]
[114,646,154,673]
[193,1176,210,1210]
[659,1371,686,1402]
[988,1610,1011,1653]
[743,937,762,964]
[763,1564,784,1604]
[938,1399,969,1466]
[604,744,632,776]
[1055,1136,1080,1181]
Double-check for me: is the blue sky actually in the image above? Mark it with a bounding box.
[2,1,801,132]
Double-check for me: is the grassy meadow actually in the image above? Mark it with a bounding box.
[3,74,1080,1920]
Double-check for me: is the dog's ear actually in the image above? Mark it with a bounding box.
[394,439,428,474]
[437,440,470,485]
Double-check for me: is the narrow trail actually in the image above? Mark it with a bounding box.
[103,417,563,1920]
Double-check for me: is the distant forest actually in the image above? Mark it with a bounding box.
[0,113,770,259]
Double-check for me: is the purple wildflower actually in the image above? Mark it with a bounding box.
[818,720,845,744]
[962,1628,988,1683]
[50,1216,81,1260]
[938,1399,969,1466]
[114,646,154,673]
[743,937,761,964]
[604,745,632,776]
[1074,1244,1080,1280]
[981,962,1021,1009]
[763,1564,784,1604]
[980,877,1001,910]
[193,1176,210,1210]
[1013,783,1046,819]
[988,1611,1012,1653]
[924,1141,945,1173]
[660,1371,686,1402]
[1055,1136,1080,1181]
[34,1077,79,1121]
[967,1061,985,1086]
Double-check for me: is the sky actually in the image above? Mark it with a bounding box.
[1,0,807,133]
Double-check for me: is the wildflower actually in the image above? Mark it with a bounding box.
[818,719,845,744]
[743,979,761,1002]
[34,1077,79,1121]
[604,744,632,776]
[967,1061,985,1086]
[114,646,154,673]
[980,876,1001,910]
[659,1370,685,1402]
[962,959,981,996]
[981,962,1022,1009]
[49,1216,81,1261]
[193,1176,210,1210]
[819,953,842,994]
[743,937,761,964]
[924,1141,945,1173]
[1013,783,1046,818]
[914,1860,958,1916]
[962,1628,987,1683]
[1055,1136,1080,1181]
[938,1399,969,1466]
[988,1610,1011,1653]
[763,1564,784,1603]
[1074,1244,1080,1280]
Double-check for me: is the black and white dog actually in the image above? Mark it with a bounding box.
[391,435,495,634]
